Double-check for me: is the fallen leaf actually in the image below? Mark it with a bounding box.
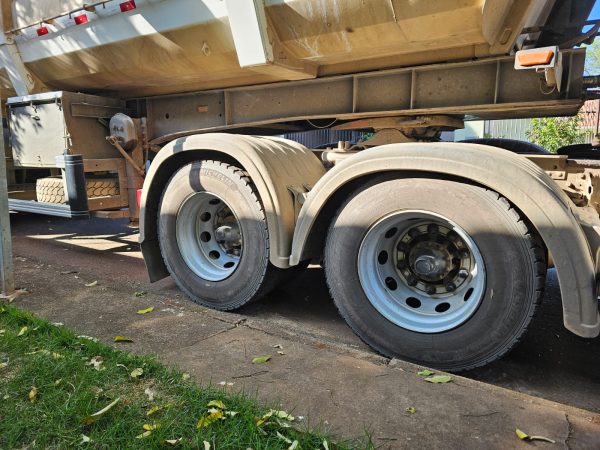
[114,336,133,343]
[323,440,330,450]
[277,351,286,355]
[130,368,144,379]
[197,409,224,428]
[406,406,417,414]
[207,400,225,410]
[0,329,5,335]
[225,411,238,417]
[163,438,182,447]
[203,441,211,450]
[515,428,556,443]
[85,281,98,287]
[82,397,120,425]
[424,375,452,384]
[54,379,63,386]
[0,361,7,370]
[144,388,156,401]
[252,355,271,364]
[86,356,104,371]
[288,441,299,450]
[134,291,147,297]
[256,409,295,426]
[81,434,91,444]
[136,431,152,439]
[417,369,434,377]
[143,423,159,431]
[137,306,154,315]
[277,431,292,444]
[52,322,64,327]
[28,387,37,402]
[182,373,191,380]
[147,405,162,416]
[17,326,28,337]
[272,344,283,349]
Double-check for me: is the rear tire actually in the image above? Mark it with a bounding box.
[324,177,546,371]
[158,160,284,310]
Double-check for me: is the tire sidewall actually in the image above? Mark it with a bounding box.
[325,178,537,370]
[159,161,269,309]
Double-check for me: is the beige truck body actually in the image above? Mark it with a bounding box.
[0,0,555,98]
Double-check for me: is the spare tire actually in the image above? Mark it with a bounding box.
[36,177,119,204]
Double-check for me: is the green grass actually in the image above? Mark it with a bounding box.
[0,304,370,449]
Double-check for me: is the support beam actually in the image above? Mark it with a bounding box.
[0,90,14,295]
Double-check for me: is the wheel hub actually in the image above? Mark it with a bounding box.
[176,192,243,281]
[357,210,486,333]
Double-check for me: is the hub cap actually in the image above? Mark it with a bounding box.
[358,210,485,333]
[176,192,242,281]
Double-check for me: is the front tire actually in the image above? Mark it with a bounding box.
[324,177,546,371]
[158,160,282,310]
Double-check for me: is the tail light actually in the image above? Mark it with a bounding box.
[120,1,137,12]
[36,27,49,36]
[74,14,88,25]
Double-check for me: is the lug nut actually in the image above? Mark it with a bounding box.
[459,250,469,259]
[407,275,418,286]
[458,269,469,279]
[425,285,436,295]
[445,282,456,292]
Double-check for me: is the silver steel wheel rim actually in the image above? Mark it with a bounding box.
[358,210,486,333]
[176,192,242,282]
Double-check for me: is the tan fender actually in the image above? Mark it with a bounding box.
[290,143,600,339]
[139,133,325,280]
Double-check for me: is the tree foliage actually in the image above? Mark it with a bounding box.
[526,115,586,153]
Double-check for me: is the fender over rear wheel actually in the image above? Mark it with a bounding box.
[324,177,546,371]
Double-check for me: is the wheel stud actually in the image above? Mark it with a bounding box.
[425,285,436,295]
[458,269,469,279]
[407,275,418,286]
[445,282,456,292]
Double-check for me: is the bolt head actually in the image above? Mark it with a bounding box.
[458,269,469,279]
[406,275,418,286]
[425,285,436,295]
[459,250,469,259]
[445,282,456,292]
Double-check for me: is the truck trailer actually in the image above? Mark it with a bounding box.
[0,0,599,371]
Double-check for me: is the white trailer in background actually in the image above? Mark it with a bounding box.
[1,0,599,371]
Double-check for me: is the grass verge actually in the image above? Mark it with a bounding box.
[0,304,368,449]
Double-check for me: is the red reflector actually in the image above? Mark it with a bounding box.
[36,27,49,36]
[120,1,137,12]
[136,189,142,208]
[74,14,88,25]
